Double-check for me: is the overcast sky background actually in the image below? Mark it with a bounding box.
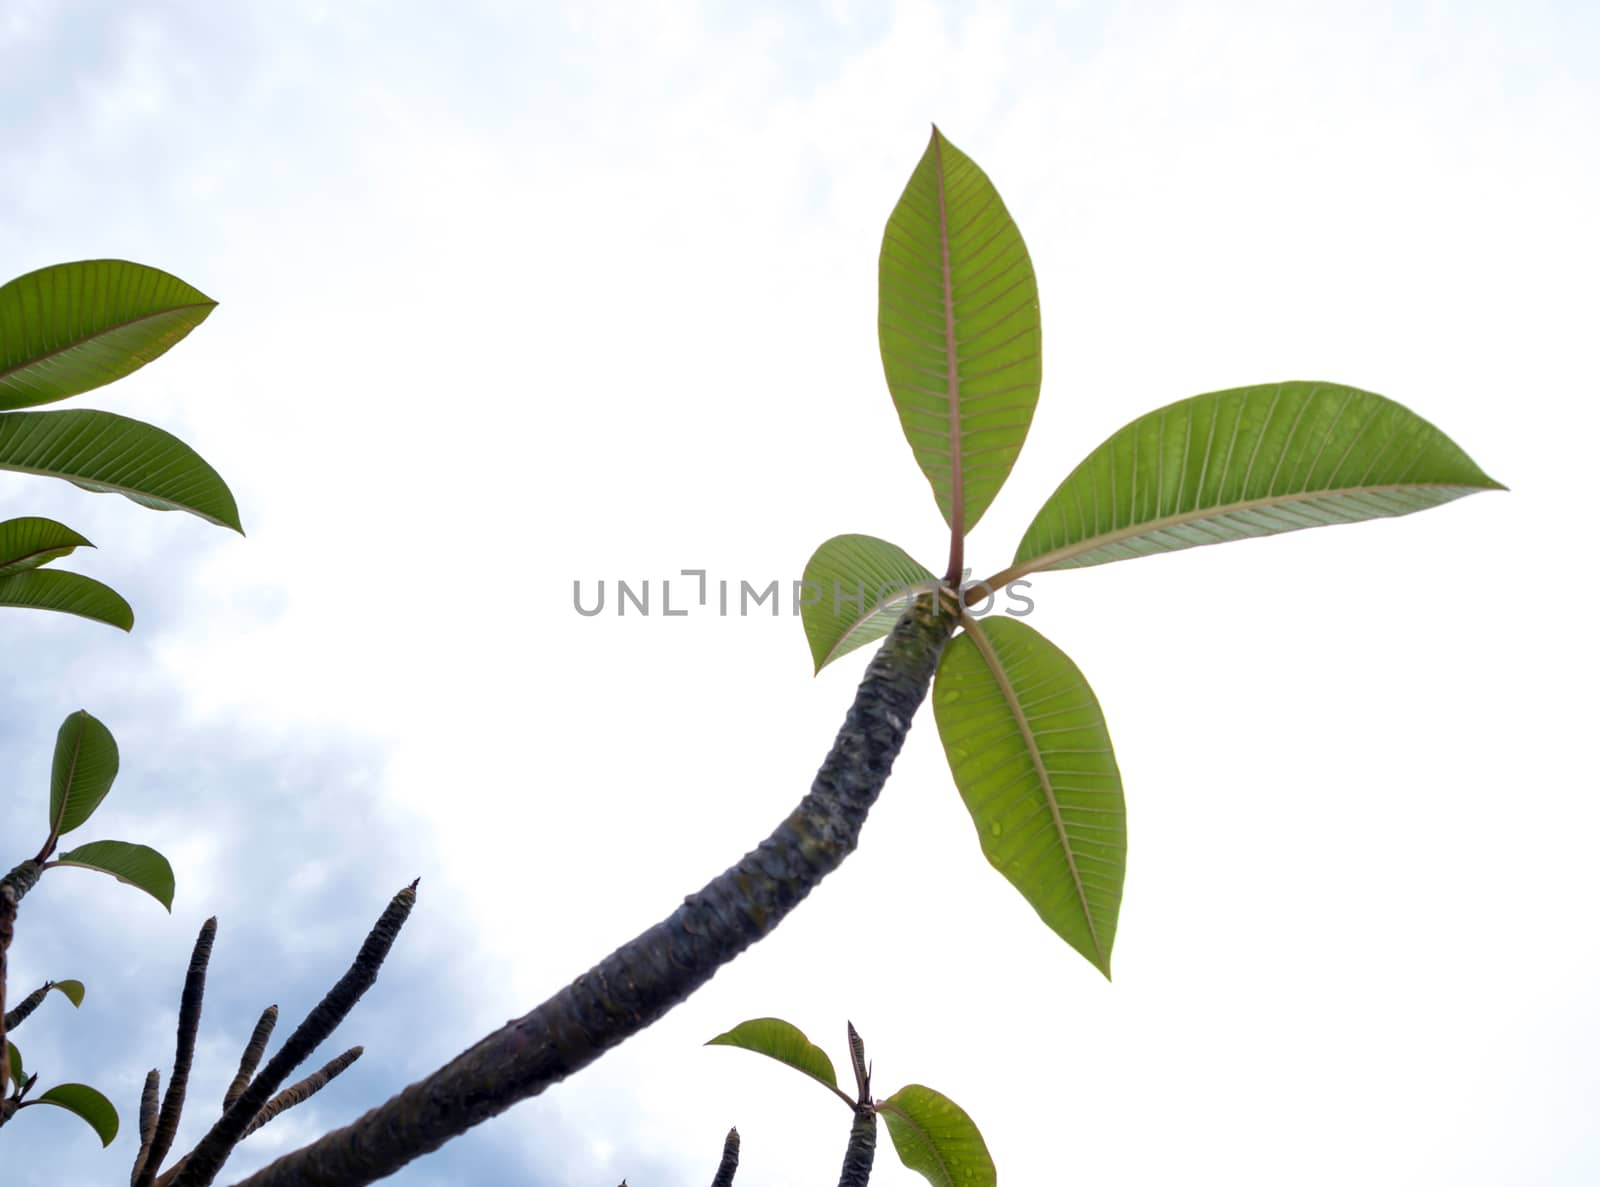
[2,1,1596,1184]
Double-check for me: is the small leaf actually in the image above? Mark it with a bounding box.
[1010,381,1502,577]
[53,840,174,910]
[878,1084,995,1187]
[879,127,1041,537]
[0,408,242,530]
[933,617,1125,978]
[0,569,133,630]
[5,1040,21,1085]
[51,980,86,1008]
[706,1018,842,1097]
[0,516,91,576]
[49,711,120,837]
[801,535,937,673]
[25,1083,120,1146]
[0,259,215,411]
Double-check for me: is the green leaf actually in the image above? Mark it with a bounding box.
[25,1083,120,1146]
[49,711,119,837]
[878,127,1041,537]
[933,617,1124,978]
[0,569,133,630]
[878,1084,996,1187]
[801,534,937,673]
[0,408,241,530]
[706,1018,844,1099]
[0,259,215,411]
[51,980,86,1008]
[5,1041,21,1086]
[1010,381,1502,577]
[53,840,174,911]
[0,517,91,576]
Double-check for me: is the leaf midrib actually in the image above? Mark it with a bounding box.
[0,413,234,528]
[49,715,86,841]
[960,611,1104,965]
[0,302,215,390]
[932,130,965,554]
[993,480,1497,587]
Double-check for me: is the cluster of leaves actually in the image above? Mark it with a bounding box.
[0,259,239,1146]
[800,127,1502,980]
[708,1017,994,1187]
[1,711,175,1141]
[0,259,242,628]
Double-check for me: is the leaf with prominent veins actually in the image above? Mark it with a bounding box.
[933,615,1124,978]
[0,408,242,530]
[878,127,1041,562]
[998,381,1502,585]
[801,534,938,673]
[0,517,91,576]
[878,1084,995,1187]
[0,569,133,630]
[706,1018,854,1108]
[0,259,215,411]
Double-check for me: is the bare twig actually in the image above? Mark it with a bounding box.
[135,917,217,1187]
[171,882,417,1187]
[223,1006,278,1111]
[241,1046,363,1139]
[227,594,958,1187]
[131,1069,161,1186]
[3,980,52,1033]
[711,1126,740,1187]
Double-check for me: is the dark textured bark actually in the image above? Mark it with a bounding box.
[0,859,44,1098]
[132,1069,161,1185]
[836,1106,878,1187]
[3,981,51,1032]
[228,593,958,1187]
[135,917,217,1187]
[172,882,416,1187]
[242,1046,363,1138]
[710,1126,740,1187]
[223,1005,279,1110]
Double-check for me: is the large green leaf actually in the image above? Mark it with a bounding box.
[0,569,133,630]
[933,617,1124,978]
[801,534,937,673]
[706,1018,846,1102]
[5,1040,21,1086]
[878,1084,996,1187]
[1008,381,1501,578]
[49,710,119,838]
[24,1083,120,1146]
[0,259,215,411]
[53,840,174,911]
[0,408,241,530]
[0,517,91,576]
[879,128,1041,539]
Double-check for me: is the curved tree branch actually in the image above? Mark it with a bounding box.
[228,592,958,1187]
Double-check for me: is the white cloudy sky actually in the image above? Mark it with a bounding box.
[2,1,1596,1184]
